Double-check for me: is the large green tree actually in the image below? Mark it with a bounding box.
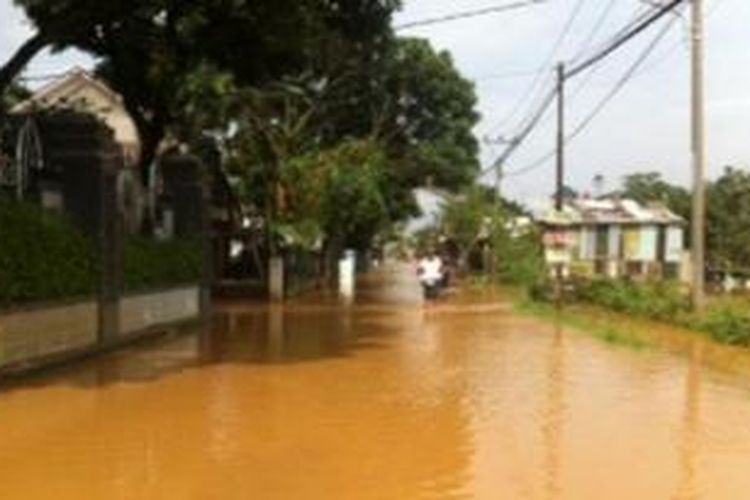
[621,172,691,221]
[706,167,750,272]
[12,0,401,179]
[1,0,140,93]
[384,38,480,190]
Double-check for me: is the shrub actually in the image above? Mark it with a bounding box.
[494,231,546,287]
[575,278,688,321]
[0,201,97,306]
[696,308,750,346]
[534,275,750,348]
[123,237,203,292]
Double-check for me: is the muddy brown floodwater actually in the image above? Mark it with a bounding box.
[3,265,750,499]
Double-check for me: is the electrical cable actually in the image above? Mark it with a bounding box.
[570,0,618,63]
[566,0,685,78]
[487,0,587,137]
[503,11,682,179]
[567,6,656,102]
[475,67,551,82]
[480,4,658,158]
[394,0,550,31]
[482,0,688,178]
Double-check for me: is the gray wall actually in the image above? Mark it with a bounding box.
[0,286,201,373]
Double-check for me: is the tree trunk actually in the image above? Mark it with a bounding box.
[0,32,48,95]
[138,126,165,185]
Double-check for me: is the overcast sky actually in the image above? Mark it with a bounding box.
[3,0,749,207]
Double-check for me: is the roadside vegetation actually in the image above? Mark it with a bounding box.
[430,180,750,350]
[122,238,203,293]
[0,201,205,307]
[2,1,485,303]
[0,201,96,306]
[529,277,750,348]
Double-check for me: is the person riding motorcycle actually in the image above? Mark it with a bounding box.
[417,249,444,300]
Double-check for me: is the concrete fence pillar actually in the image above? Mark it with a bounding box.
[161,154,213,322]
[269,256,285,301]
[37,111,125,342]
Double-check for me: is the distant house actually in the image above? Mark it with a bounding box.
[12,68,141,166]
[537,198,687,281]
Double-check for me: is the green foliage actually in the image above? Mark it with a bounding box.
[536,277,750,348]
[381,38,480,191]
[1,83,31,115]
[575,279,689,321]
[441,185,488,259]
[515,299,647,351]
[282,140,390,249]
[12,0,401,174]
[0,201,96,306]
[621,168,750,274]
[622,172,691,221]
[707,167,750,272]
[123,238,202,292]
[491,228,545,286]
[696,307,750,346]
[441,185,544,287]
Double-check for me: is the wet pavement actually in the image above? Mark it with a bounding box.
[2,264,750,499]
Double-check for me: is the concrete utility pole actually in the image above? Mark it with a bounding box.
[691,0,706,311]
[556,62,565,212]
[495,161,503,205]
[554,62,566,305]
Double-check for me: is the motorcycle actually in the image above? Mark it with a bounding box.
[420,276,442,300]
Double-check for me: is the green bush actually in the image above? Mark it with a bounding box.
[493,232,546,287]
[123,237,203,292]
[534,276,750,348]
[0,201,97,306]
[575,278,688,321]
[696,308,750,346]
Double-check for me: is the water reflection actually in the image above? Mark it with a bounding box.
[203,303,365,365]
[2,268,750,498]
[676,341,704,500]
[542,323,566,500]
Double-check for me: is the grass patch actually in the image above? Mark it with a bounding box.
[531,278,750,349]
[515,297,648,351]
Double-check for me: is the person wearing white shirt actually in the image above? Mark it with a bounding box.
[417,250,444,300]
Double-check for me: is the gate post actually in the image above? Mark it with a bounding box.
[37,111,124,343]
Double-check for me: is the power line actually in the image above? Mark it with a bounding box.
[487,0,587,137]
[503,10,682,179]
[492,5,659,138]
[566,6,658,101]
[482,86,558,175]
[502,0,735,180]
[474,67,552,82]
[483,0,688,178]
[479,7,650,156]
[567,0,685,78]
[570,0,618,62]
[394,0,550,31]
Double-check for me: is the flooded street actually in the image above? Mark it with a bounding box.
[3,265,750,499]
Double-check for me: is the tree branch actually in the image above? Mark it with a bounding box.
[0,32,49,95]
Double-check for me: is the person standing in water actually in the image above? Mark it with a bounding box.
[417,249,444,301]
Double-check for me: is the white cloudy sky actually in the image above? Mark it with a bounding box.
[2,0,749,206]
